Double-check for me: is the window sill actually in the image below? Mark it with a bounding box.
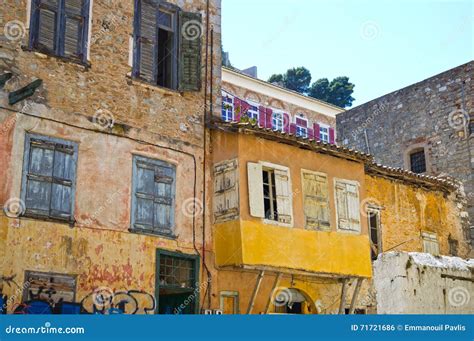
[129,228,177,240]
[126,75,184,96]
[19,214,75,228]
[262,219,293,228]
[22,46,91,70]
[336,228,361,235]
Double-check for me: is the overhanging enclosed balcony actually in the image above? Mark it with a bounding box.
[214,220,372,278]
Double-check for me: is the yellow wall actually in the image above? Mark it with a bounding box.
[365,175,470,257]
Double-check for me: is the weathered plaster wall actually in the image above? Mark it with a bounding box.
[366,174,470,258]
[374,252,474,314]
[336,61,473,243]
[0,0,222,312]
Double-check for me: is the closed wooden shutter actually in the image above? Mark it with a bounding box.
[178,11,202,91]
[63,0,87,59]
[136,0,158,83]
[214,159,239,223]
[335,180,360,232]
[35,0,59,52]
[422,232,440,255]
[247,162,264,218]
[274,169,292,224]
[134,158,175,234]
[23,136,77,222]
[302,172,330,230]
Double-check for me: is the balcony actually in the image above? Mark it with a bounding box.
[214,220,372,278]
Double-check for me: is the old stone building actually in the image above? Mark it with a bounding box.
[336,61,473,247]
[0,0,221,314]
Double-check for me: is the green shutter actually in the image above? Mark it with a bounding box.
[178,11,202,91]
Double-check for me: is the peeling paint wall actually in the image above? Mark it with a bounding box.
[0,0,222,313]
[365,175,470,258]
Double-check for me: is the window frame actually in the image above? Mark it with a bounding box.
[367,207,382,261]
[20,133,79,224]
[319,124,330,143]
[155,249,200,314]
[421,231,440,255]
[246,101,259,122]
[130,155,177,237]
[132,0,180,89]
[272,111,284,132]
[409,149,427,174]
[28,0,91,65]
[221,91,234,122]
[260,161,293,228]
[295,116,309,138]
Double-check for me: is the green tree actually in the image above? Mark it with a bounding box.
[268,67,312,94]
[308,76,355,108]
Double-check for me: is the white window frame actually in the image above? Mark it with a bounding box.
[219,291,239,314]
[221,91,234,122]
[295,116,309,138]
[272,111,284,132]
[246,101,259,122]
[319,124,330,143]
[334,178,361,234]
[422,232,440,255]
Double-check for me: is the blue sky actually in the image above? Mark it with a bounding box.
[222,0,473,107]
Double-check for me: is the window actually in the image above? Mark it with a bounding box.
[320,125,330,143]
[409,150,427,173]
[296,126,308,138]
[29,0,90,63]
[156,250,199,314]
[422,232,440,255]
[335,180,361,232]
[220,291,239,314]
[133,1,202,91]
[272,112,284,132]
[131,156,176,236]
[221,93,234,121]
[448,235,458,256]
[247,162,292,225]
[213,159,239,223]
[368,208,382,261]
[247,104,259,122]
[20,134,78,223]
[23,271,76,304]
[302,171,330,230]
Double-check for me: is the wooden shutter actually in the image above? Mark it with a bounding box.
[63,0,88,60]
[346,183,360,231]
[247,162,264,218]
[302,172,330,230]
[24,139,55,216]
[422,232,439,255]
[50,143,76,220]
[335,181,360,232]
[23,136,77,221]
[34,0,60,52]
[154,164,175,233]
[329,128,336,144]
[213,159,239,223]
[135,0,158,83]
[178,11,202,91]
[274,169,292,224]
